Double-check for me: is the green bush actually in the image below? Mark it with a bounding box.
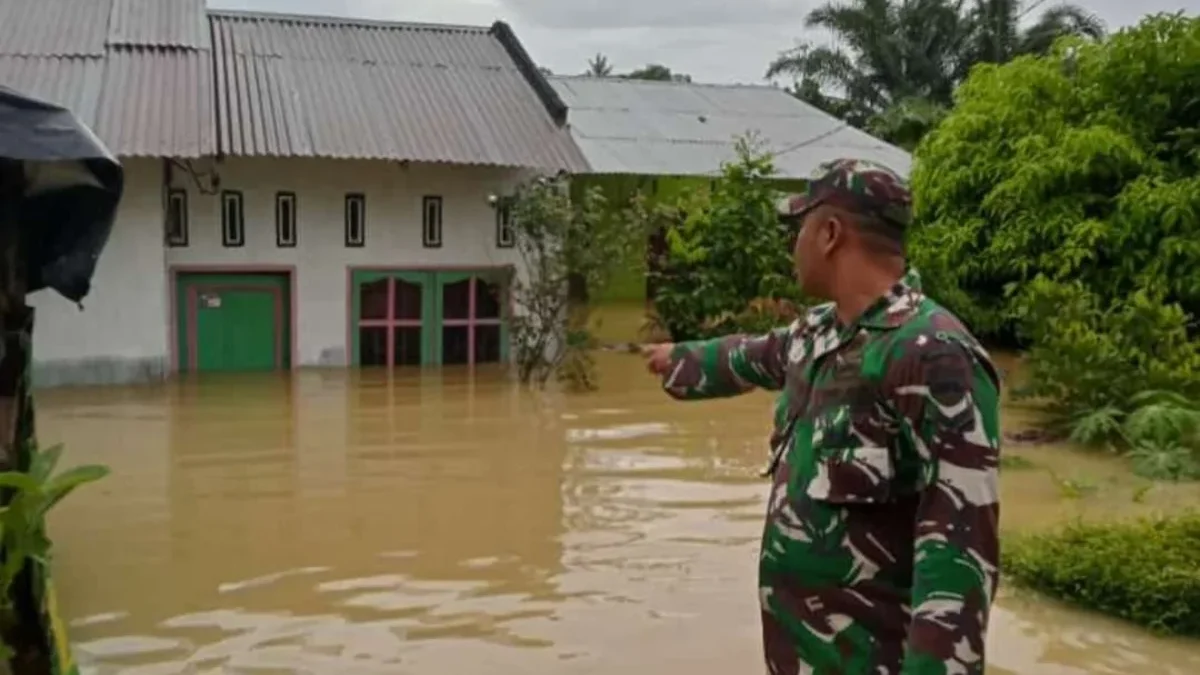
[505,175,644,389]
[910,14,1200,341]
[1004,513,1200,636]
[1067,388,1200,481]
[1011,278,1200,412]
[910,15,1200,455]
[1010,277,1200,480]
[649,135,803,340]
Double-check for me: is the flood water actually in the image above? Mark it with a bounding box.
[42,351,1200,674]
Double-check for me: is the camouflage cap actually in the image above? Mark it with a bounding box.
[778,158,912,229]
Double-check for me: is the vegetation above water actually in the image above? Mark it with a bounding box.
[632,14,1200,482]
[1005,512,1200,637]
[639,136,806,341]
[0,444,107,661]
[911,14,1200,480]
[503,175,645,391]
[605,14,1200,634]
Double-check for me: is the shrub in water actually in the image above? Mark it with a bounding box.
[1004,513,1200,636]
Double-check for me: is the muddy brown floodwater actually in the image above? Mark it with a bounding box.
[41,351,1200,674]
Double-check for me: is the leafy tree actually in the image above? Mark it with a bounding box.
[866,97,949,151]
[624,64,693,82]
[647,135,803,340]
[503,176,643,390]
[910,13,1200,439]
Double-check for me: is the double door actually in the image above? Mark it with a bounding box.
[351,270,507,367]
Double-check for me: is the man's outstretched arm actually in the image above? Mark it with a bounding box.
[888,335,1002,675]
[653,328,792,400]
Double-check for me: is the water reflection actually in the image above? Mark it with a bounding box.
[38,354,1200,674]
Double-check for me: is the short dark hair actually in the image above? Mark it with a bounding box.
[849,210,905,257]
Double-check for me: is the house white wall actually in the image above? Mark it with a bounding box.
[30,156,536,386]
[28,158,170,387]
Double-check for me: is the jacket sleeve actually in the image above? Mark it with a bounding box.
[888,335,1002,675]
[661,328,792,400]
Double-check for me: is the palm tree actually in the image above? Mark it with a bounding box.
[969,0,1105,63]
[585,53,613,77]
[790,77,864,126]
[766,0,971,127]
[766,0,1105,145]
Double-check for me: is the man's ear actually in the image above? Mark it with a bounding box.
[820,213,844,257]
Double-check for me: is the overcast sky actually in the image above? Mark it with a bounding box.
[209,0,1199,84]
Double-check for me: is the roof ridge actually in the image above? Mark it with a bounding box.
[549,74,782,92]
[568,104,837,119]
[207,9,492,33]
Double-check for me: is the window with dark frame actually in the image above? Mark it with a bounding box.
[495,204,514,248]
[356,276,425,367]
[221,190,244,247]
[165,188,188,247]
[438,276,505,366]
[345,193,365,247]
[355,274,506,368]
[276,192,297,247]
[422,195,443,248]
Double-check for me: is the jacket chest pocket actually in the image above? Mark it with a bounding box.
[804,403,895,504]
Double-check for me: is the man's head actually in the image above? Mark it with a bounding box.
[779,159,912,301]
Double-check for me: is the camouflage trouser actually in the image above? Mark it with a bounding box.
[760,580,911,675]
[756,457,920,675]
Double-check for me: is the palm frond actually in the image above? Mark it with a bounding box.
[1019,4,1106,55]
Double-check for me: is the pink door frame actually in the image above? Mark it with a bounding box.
[167,264,299,373]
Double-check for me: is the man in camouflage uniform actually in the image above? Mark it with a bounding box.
[643,159,1002,674]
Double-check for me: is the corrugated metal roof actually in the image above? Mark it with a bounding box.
[210,11,587,170]
[95,49,216,157]
[107,0,211,50]
[551,76,912,179]
[0,55,105,122]
[0,0,110,56]
[0,0,215,157]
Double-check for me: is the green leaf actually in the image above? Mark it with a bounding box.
[29,443,64,484]
[0,472,40,494]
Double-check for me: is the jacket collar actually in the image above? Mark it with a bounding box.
[808,268,924,362]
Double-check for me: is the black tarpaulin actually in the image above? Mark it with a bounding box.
[0,86,123,303]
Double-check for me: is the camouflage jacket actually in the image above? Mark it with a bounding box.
[660,270,1001,675]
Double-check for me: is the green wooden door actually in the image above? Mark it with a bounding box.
[196,290,277,371]
[177,273,290,373]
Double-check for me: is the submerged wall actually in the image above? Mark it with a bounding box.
[27,157,531,388]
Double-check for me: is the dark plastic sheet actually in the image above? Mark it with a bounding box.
[0,86,123,303]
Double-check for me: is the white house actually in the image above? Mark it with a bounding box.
[0,0,585,386]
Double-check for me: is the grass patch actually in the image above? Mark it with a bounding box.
[1004,512,1200,636]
